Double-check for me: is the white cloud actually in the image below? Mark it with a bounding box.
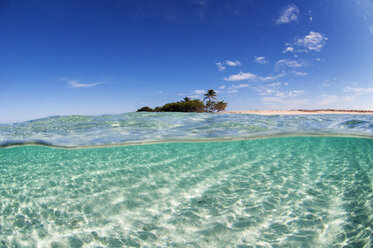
[224,71,285,82]
[276,4,299,25]
[227,89,238,93]
[316,95,345,107]
[258,88,306,98]
[315,86,373,108]
[255,81,306,98]
[193,89,205,94]
[288,90,306,97]
[64,79,102,88]
[189,95,202,98]
[268,82,281,87]
[275,59,307,70]
[291,71,309,76]
[317,95,340,106]
[215,62,226,71]
[231,83,249,89]
[343,86,373,95]
[248,80,309,109]
[225,60,241,66]
[296,31,328,52]
[283,47,294,53]
[219,85,226,89]
[222,83,250,94]
[259,89,277,96]
[224,71,257,81]
[260,72,286,82]
[254,56,269,64]
[216,60,241,71]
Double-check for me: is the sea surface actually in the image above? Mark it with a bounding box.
[0,113,373,247]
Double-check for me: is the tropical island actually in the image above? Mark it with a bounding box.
[137,89,228,113]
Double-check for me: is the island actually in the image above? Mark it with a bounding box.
[137,89,228,113]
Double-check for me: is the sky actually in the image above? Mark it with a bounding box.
[1,0,373,123]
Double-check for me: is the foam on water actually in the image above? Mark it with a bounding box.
[1,112,373,147]
[1,137,372,247]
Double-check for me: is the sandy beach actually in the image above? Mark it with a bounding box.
[224,110,373,115]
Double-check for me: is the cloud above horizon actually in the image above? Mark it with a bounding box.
[282,31,327,54]
[178,89,207,99]
[314,85,373,108]
[291,71,308,76]
[296,31,328,52]
[231,83,249,89]
[215,60,241,71]
[255,81,306,98]
[254,56,269,64]
[343,86,373,95]
[63,79,102,88]
[275,59,308,70]
[283,46,294,53]
[224,71,257,81]
[316,94,354,107]
[193,89,206,94]
[259,81,308,109]
[276,4,299,25]
[223,71,285,82]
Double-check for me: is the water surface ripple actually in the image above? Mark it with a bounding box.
[1,113,373,147]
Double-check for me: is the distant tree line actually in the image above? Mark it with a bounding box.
[137,89,227,113]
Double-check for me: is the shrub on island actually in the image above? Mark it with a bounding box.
[137,106,154,112]
[137,89,227,113]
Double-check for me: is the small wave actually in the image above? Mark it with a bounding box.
[1,112,373,148]
[340,119,370,128]
[1,132,373,150]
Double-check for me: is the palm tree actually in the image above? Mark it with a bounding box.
[214,101,228,112]
[183,97,191,102]
[203,89,217,103]
[203,89,217,112]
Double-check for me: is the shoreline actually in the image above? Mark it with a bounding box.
[223,109,373,115]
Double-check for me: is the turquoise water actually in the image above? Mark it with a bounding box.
[1,113,373,247]
[1,113,373,147]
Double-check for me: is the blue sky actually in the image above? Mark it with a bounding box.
[1,0,373,123]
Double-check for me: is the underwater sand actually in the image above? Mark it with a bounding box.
[1,113,372,247]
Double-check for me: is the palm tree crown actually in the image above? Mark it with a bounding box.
[203,89,217,103]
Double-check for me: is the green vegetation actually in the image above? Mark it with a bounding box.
[214,101,228,112]
[137,89,227,113]
[137,106,154,112]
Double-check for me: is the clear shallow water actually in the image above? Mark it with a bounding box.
[1,113,373,147]
[1,137,373,247]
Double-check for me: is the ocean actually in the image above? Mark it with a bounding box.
[0,113,372,247]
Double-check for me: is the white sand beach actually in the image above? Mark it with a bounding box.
[224,110,373,115]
